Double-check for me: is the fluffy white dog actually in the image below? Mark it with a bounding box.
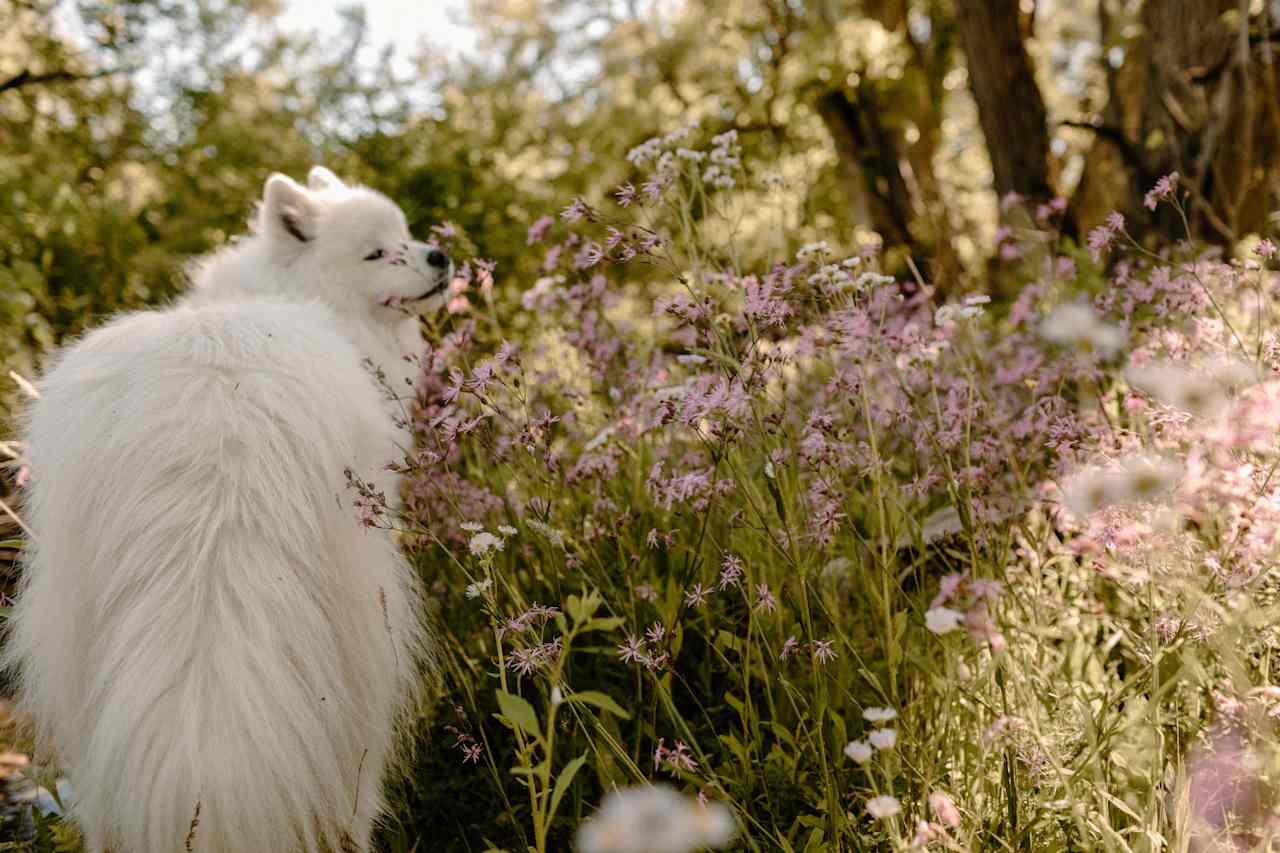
[6,167,443,852]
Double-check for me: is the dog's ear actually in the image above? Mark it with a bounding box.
[261,173,316,244]
[307,166,346,193]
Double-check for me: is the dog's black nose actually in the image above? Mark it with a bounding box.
[426,248,449,269]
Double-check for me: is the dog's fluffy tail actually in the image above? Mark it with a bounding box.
[6,301,423,853]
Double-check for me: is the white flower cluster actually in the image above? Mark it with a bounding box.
[701,129,741,190]
[844,706,900,822]
[577,785,736,853]
[1039,303,1126,356]
[1125,357,1260,418]
[627,120,701,167]
[1061,455,1183,519]
[935,294,990,325]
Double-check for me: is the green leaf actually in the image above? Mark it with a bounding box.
[564,690,631,719]
[801,827,825,853]
[548,753,587,823]
[496,689,541,740]
[580,615,625,634]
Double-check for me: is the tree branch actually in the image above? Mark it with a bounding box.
[0,66,132,95]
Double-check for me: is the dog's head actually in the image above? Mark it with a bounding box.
[256,167,452,319]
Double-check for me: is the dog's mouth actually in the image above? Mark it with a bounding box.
[377,279,449,308]
[408,281,448,302]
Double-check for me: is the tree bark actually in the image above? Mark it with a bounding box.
[1070,0,1280,244]
[953,0,1054,203]
[816,87,916,251]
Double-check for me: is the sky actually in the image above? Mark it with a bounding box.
[277,0,477,69]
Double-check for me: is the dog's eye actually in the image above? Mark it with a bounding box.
[364,249,385,261]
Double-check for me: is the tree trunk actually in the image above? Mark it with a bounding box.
[816,86,916,251]
[953,0,1054,203]
[1071,0,1280,244]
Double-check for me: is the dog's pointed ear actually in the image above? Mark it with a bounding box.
[307,166,345,193]
[261,173,316,244]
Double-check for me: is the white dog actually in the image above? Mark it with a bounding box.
[6,168,443,852]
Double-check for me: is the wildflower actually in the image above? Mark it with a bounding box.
[754,583,777,614]
[1256,238,1278,259]
[646,622,666,644]
[614,182,637,207]
[461,742,482,764]
[863,707,898,723]
[684,584,710,607]
[497,524,517,536]
[464,579,492,599]
[812,639,837,664]
[468,531,503,556]
[506,638,563,675]
[935,294,990,325]
[1125,358,1260,417]
[1039,303,1126,355]
[561,197,592,223]
[1087,224,1115,262]
[844,740,874,763]
[929,791,961,828]
[925,607,964,635]
[797,241,831,260]
[1143,172,1179,210]
[1061,455,1182,518]
[526,214,554,245]
[576,784,736,853]
[619,638,655,670]
[852,271,895,292]
[868,728,897,750]
[718,554,744,589]
[779,636,799,660]
[866,795,902,820]
[635,584,658,603]
[654,738,699,774]
[459,521,484,532]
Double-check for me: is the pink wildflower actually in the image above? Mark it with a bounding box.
[1144,172,1178,210]
[526,214,554,245]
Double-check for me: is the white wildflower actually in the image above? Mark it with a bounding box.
[843,740,874,763]
[1061,455,1183,518]
[1126,358,1261,417]
[866,795,902,820]
[468,531,504,556]
[868,728,897,750]
[863,707,898,724]
[797,241,831,260]
[935,294,989,325]
[925,607,964,635]
[1040,303,1126,355]
[497,524,518,536]
[852,271,895,291]
[464,578,492,599]
[459,521,484,532]
[577,784,737,853]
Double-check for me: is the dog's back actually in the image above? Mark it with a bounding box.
[7,298,423,852]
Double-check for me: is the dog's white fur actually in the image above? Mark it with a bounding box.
[6,168,443,853]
